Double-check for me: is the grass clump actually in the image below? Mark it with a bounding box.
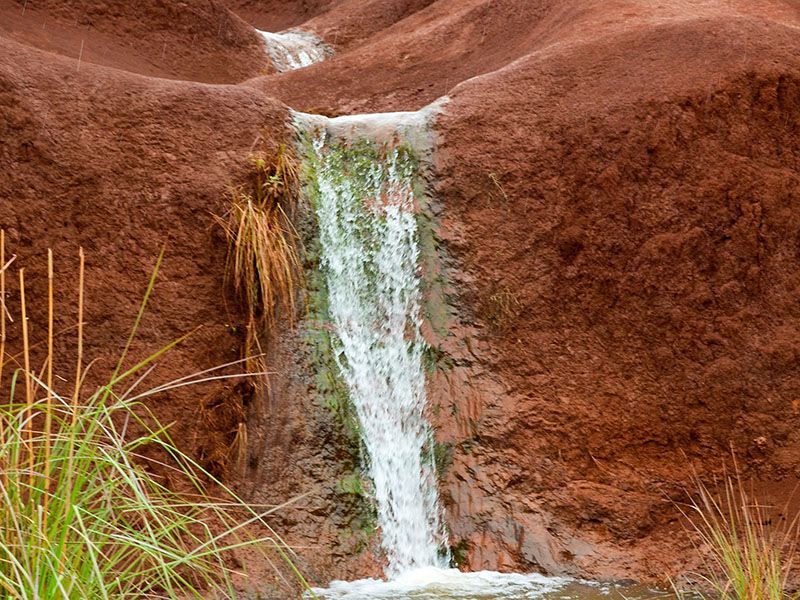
[216,143,303,376]
[680,457,799,600]
[0,238,311,599]
[482,286,520,328]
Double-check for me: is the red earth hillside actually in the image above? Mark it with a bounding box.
[1,0,271,82]
[432,0,800,580]
[2,0,800,594]
[0,31,289,509]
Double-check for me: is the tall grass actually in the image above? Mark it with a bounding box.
[680,458,799,600]
[216,143,303,378]
[0,239,312,599]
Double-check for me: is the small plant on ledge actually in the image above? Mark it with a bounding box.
[216,141,304,379]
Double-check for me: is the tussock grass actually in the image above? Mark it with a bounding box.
[680,457,799,600]
[0,239,312,599]
[483,287,520,328]
[214,142,304,475]
[217,144,303,337]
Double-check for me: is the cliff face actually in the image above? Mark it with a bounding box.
[432,2,800,579]
[3,0,800,592]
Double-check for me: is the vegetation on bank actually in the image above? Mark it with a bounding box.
[216,141,304,380]
[679,458,799,600]
[0,237,310,599]
[214,141,305,477]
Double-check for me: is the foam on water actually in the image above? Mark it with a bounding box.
[257,29,329,72]
[309,567,571,599]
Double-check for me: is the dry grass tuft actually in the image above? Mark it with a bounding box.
[214,142,304,472]
[216,143,303,376]
[483,286,520,328]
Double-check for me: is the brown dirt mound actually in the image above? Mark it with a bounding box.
[221,0,336,31]
[224,0,436,45]
[0,0,271,82]
[249,0,562,114]
[0,32,287,505]
[302,0,438,50]
[432,0,800,581]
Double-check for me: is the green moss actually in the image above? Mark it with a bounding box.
[450,539,470,568]
[433,441,454,479]
[338,472,365,496]
[300,222,361,453]
[422,343,452,376]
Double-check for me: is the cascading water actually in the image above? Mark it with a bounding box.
[257,29,329,72]
[295,107,683,599]
[309,133,448,576]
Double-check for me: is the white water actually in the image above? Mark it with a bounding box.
[312,567,572,599]
[309,132,447,576]
[257,29,328,72]
[310,569,685,599]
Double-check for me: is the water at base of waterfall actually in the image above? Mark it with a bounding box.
[307,567,689,599]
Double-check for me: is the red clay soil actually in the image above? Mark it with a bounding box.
[3,0,800,594]
[249,0,563,114]
[224,0,436,45]
[0,0,271,83]
[221,0,337,32]
[0,31,290,464]
[431,0,800,582]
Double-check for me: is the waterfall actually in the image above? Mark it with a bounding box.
[307,132,448,577]
[297,104,586,598]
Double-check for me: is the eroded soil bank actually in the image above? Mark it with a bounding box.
[2,0,800,596]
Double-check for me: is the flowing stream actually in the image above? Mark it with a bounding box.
[257,29,329,71]
[295,108,687,599]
